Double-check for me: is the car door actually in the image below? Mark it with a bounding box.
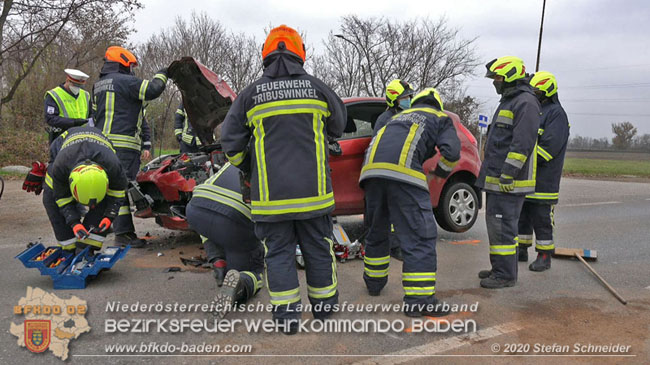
[330,99,386,215]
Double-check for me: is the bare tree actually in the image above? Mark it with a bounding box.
[612,121,637,150]
[318,15,478,98]
[0,0,141,126]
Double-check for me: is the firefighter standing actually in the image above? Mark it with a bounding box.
[43,127,127,253]
[185,163,263,318]
[373,79,414,134]
[174,103,202,153]
[476,56,541,289]
[360,88,460,317]
[518,71,570,271]
[221,25,346,334]
[93,46,168,247]
[372,79,415,261]
[44,69,93,144]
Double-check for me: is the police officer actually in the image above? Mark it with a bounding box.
[373,79,415,134]
[476,56,541,289]
[44,69,93,144]
[43,127,127,253]
[174,103,202,153]
[93,46,169,247]
[185,163,263,319]
[518,71,570,271]
[221,25,346,334]
[360,88,460,317]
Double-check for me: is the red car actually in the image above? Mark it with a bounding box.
[133,58,481,233]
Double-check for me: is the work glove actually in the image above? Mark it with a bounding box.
[22,161,47,195]
[498,174,515,193]
[98,217,112,233]
[157,67,168,77]
[72,223,90,240]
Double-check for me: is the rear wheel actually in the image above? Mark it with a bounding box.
[434,182,478,233]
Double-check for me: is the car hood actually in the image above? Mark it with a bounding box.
[167,57,237,145]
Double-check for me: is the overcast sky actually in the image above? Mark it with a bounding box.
[130,0,650,139]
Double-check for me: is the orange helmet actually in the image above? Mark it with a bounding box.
[105,46,138,67]
[262,25,306,63]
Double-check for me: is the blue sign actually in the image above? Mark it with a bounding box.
[478,114,488,128]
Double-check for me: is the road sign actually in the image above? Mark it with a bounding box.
[478,114,488,128]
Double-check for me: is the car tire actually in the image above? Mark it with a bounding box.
[434,181,478,233]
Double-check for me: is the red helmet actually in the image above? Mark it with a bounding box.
[105,46,138,67]
[262,25,306,63]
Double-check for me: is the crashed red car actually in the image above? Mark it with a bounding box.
[133,58,482,234]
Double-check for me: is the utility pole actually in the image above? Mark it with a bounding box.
[535,0,547,72]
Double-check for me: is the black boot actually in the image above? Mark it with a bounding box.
[115,232,146,248]
[518,246,529,262]
[390,246,403,261]
[214,270,252,319]
[480,274,516,289]
[212,259,227,287]
[278,319,299,336]
[478,269,492,279]
[529,252,551,272]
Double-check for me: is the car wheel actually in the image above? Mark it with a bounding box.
[434,182,478,233]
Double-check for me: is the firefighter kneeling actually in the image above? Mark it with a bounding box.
[359,88,460,317]
[43,127,127,253]
[185,163,264,319]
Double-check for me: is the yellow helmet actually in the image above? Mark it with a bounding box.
[385,79,414,107]
[485,56,526,83]
[68,162,108,206]
[530,71,558,97]
[411,87,444,111]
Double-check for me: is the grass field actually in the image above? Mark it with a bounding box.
[563,157,650,178]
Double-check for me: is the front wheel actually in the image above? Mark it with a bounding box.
[434,182,478,233]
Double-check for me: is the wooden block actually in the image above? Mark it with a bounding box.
[553,247,598,259]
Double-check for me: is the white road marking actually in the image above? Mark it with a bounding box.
[353,321,524,365]
[562,201,621,207]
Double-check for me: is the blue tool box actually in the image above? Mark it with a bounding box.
[15,243,130,289]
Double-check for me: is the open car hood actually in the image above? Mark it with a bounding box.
[167,57,237,145]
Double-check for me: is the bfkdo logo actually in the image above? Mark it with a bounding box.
[10,287,90,361]
[25,320,51,353]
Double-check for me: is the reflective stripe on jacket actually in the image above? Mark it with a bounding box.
[477,81,541,194]
[359,106,460,191]
[189,163,251,226]
[93,69,167,151]
[173,104,201,146]
[526,96,570,203]
[221,55,347,222]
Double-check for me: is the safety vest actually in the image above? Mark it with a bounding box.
[175,108,201,146]
[45,86,90,119]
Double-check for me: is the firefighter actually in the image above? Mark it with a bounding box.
[174,103,202,153]
[360,87,460,317]
[372,79,415,261]
[476,56,541,289]
[518,71,570,271]
[185,163,263,318]
[44,69,93,144]
[221,25,346,334]
[93,46,168,248]
[43,127,127,253]
[373,79,414,134]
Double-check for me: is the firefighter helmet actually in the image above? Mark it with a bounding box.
[68,162,109,206]
[262,25,306,63]
[411,87,444,111]
[485,56,526,83]
[105,46,138,68]
[530,71,558,97]
[385,79,414,108]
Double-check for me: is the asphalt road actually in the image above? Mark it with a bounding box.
[1,178,649,364]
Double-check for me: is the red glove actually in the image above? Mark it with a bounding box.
[98,217,112,233]
[22,161,47,195]
[72,223,90,240]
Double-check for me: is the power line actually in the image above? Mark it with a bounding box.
[563,82,650,90]
[569,112,650,117]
